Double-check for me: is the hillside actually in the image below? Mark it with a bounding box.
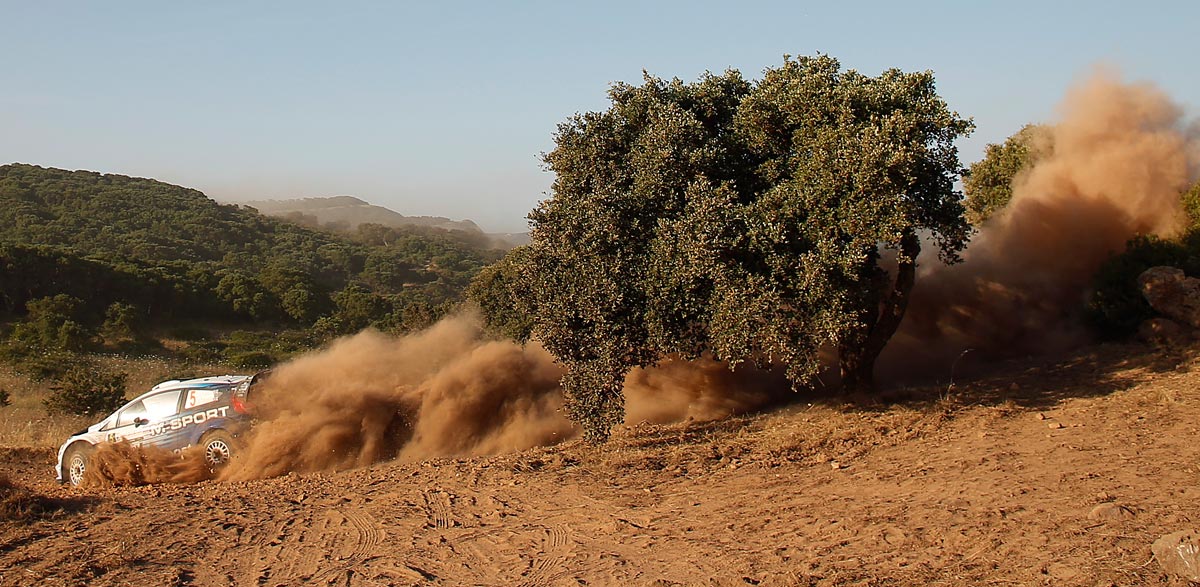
[0,164,497,335]
[2,341,1199,585]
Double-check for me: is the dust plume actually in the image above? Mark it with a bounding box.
[217,313,783,482]
[623,358,792,425]
[882,69,1200,379]
[83,442,213,488]
[218,316,568,481]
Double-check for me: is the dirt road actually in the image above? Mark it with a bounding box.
[3,342,1200,586]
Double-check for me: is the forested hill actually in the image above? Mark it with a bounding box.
[0,164,500,337]
[0,164,349,264]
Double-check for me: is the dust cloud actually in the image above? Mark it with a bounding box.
[218,317,568,481]
[214,313,784,482]
[882,69,1200,379]
[83,442,213,487]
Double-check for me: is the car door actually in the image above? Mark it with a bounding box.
[103,389,185,447]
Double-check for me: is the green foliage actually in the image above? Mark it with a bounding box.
[331,284,391,332]
[43,365,128,416]
[468,246,536,341]
[1088,234,1199,337]
[215,270,280,321]
[962,125,1050,224]
[1182,180,1200,230]
[0,346,77,380]
[101,302,143,343]
[502,55,972,440]
[10,295,94,351]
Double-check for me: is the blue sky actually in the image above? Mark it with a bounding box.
[2,1,1196,232]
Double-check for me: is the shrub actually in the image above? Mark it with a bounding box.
[1183,180,1200,230]
[9,295,95,351]
[1088,235,1196,337]
[101,302,143,343]
[43,365,128,416]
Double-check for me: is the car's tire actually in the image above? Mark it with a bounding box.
[63,443,94,487]
[200,430,237,470]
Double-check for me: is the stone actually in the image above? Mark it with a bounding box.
[1139,317,1190,345]
[1139,266,1200,329]
[1087,502,1135,520]
[1152,529,1200,582]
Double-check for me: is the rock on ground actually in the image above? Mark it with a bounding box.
[1152,529,1200,582]
[1139,266,1200,328]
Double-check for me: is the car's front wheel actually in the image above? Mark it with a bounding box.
[63,443,94,487]
[200,430,237,470]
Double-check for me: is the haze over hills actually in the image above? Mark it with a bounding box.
[240,196,532,248]
[242,196,483,233]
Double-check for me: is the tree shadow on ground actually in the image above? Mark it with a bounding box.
[862,339,1192,412]
[627,339,1194,453]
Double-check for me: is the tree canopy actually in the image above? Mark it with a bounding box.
[961,124,1050,224]
[474,55,973,440]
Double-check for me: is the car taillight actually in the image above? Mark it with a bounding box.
[231,395,251,414]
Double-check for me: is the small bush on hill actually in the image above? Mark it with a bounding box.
[0,346,81,380]
[43,365,128,416]
[101,302,144,343]
[9,295,95,352]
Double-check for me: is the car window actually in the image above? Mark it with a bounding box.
[142,390,183,422]
[116,401,148,427]
[116,390,182,427]
[183,387,223,410]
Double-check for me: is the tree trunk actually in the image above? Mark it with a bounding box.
[839,230,921,393]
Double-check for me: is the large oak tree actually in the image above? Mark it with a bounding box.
[480,56,973,440]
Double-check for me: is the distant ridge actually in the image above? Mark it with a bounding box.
[241,195,529,248]
[242,196,483,234]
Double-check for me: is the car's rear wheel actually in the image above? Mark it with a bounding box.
[64,443,94,487]
[200,430,236,469]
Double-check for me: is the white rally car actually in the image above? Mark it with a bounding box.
[55,374,262,486]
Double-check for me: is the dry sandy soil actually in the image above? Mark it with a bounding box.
[3,341,1200,586]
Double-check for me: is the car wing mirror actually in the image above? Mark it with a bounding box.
[134,417,149,427]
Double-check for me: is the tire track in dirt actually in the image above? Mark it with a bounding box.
[422,490,455,530]
[517,523,575,587]
[219,499,387,587]
[309,508,385,586]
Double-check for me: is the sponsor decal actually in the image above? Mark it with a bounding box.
[146,406,230,437]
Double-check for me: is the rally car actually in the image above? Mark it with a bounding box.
[55,373,266,486]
